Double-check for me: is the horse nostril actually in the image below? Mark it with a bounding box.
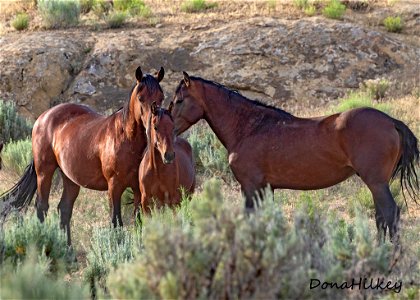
[164,152,175,163]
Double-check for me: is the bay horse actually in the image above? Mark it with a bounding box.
[139,102,195,214]
[0,66,165,245]
[172,72,419,241]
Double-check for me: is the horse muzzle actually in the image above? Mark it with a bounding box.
[163,152,175,164]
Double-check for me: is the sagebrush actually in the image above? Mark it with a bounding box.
[2,138,32,176]
[11,13,29,31]
[0,100,32,143]
[38,0,80,29]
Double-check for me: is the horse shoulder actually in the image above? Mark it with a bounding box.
[175,138,193,158]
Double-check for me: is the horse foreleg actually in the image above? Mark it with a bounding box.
[108,179,124,227]
[57,173,80,246]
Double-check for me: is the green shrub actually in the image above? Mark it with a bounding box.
[323,0,346,19]
[0,248,87,299]
[0,100,32,142]
[349,187,375,217]
[181,0,217,13]
[267,0,276,11]
[92,0,113,17]
[2,138,32,176]
[113,0,151,17]
[1,213,72,267]
[334,91,392,114]
[293,0,308,9]
[38,0,80,29]
[11,13,29,31]
[361,78,390,100]
[304,5,317,16]
[186,124,232,180]
[383,16,403,33]
[105,11,127,28]
[107,179,401,299]
[80,0,96,14]
[85,226,139,296]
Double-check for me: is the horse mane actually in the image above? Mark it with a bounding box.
[183,76,294,120]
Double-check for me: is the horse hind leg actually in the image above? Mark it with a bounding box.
[57,172,80,246]
[365,182,400,242]
[35,162,57,222]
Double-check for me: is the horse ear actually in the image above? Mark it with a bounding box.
[168,102,174,114]
[183,71,190,87]
[135,66,143,82]
[156,67,164,82]
[151,101,158,115]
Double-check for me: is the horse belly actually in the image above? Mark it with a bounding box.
[266,153,355,190]
[54,135,108,190]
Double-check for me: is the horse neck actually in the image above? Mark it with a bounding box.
[199,83,258,153]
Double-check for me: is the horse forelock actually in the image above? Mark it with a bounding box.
[141,74,163,94]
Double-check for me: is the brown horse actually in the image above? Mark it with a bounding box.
[0,66,165,245]
[139,102,195,214]
[172,72,419,241]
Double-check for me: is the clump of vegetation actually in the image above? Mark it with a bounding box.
[92,0,113,17]
[1,213,72,267]
[105,11,127,28]
[2,138,32,176]
[322,0,346,20]
[0,248,87,299]
[11,13,29,31]
[38,0,80,29]
[361,78,390,100]
[293,0,308,9]
[335,91,392,114]
[85,226,139,296]
[113,0,151,18]
[304,5,317,16]
[0,100,32,143]
[107,179,405,299]
[383,16,403,33]
[266,0,277,11]
[80,0,96,14]
[181,0,217,13]
[186,124,232,180]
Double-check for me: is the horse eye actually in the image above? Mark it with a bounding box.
[154,126,158,130]
[176,99,183,104]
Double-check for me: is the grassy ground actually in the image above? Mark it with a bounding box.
[1,93,418,297]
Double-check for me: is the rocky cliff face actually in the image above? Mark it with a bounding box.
[0,17,418,120]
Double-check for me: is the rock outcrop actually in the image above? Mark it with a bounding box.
[0,17,418,120]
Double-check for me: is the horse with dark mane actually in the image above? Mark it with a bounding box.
[172,72,419,242]
[139,102,195,214]
[0,66,165,245]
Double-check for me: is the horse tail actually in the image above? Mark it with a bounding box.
[0,160,37,218]
[392,119,419,203]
